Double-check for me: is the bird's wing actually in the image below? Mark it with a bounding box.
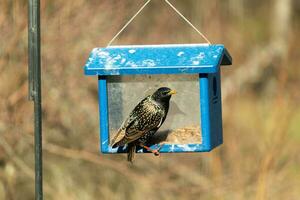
[110,115,136,145]
[110,96,150,145]
[124,106,165,143]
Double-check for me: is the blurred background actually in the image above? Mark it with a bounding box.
[1,0,300,199]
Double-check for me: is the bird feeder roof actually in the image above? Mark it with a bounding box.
[84,44,232,76]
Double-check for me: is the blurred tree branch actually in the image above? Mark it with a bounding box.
[23,134,143,182]
[0,137,55,194]
[0,138,35,179]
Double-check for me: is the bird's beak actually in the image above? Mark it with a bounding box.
[168,90,176,95]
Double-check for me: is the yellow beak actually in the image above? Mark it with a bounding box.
[168,90,176,95]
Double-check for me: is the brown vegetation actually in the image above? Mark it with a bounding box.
[1,0,300,199]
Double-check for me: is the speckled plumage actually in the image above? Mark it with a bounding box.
[112,87,175,162]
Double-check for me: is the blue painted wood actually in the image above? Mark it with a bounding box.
[208,71,223,148]
[98,76,109,153]
[107,144,212,153]
[87,44,232,154]
[98,73,216,154]
[199,74,212,151]
[84,44,231,76]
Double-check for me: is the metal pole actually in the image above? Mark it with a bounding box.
[28,0,43,199]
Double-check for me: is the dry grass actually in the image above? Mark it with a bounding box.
[1,0,300,199]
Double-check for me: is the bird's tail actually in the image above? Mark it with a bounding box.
[112,137,128,148]
[110,127,125,146]
[127,144,136,162]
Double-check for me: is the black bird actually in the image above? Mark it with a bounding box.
[111,87,176,162]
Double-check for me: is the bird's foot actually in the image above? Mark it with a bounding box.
[139,144,164,156]
[154,144,165,156]
[153,149,160,156]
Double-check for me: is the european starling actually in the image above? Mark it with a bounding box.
[111,87,176,162]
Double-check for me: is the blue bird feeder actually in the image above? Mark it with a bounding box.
[84,44,232,154]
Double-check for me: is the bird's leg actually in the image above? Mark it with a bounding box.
[154,144,164,156]
[139,144,163,156]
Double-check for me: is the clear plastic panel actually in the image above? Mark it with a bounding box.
[107,74,202,145]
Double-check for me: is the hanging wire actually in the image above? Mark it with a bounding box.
[106,0,152,47]
[164,0,211,44]
[106,0,211,46]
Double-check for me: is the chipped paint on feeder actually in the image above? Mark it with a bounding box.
[83,44,232,153]
[129,49,136,54]
[177,51,184,56]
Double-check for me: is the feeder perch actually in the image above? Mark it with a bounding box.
[84,44,232,153]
